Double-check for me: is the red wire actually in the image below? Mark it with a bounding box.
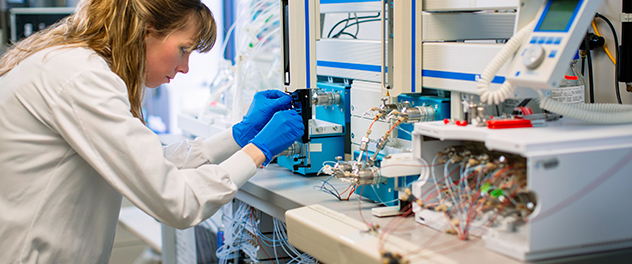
[339,184,353,197]
[358,183,368,225]
[250,209,287,264]
[377,204,414,252]
[345,185,357,201]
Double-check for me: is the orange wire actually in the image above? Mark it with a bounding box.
[346,186,357,200]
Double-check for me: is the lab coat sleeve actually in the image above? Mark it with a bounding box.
[162,129,241,169]
[50,69,257,229]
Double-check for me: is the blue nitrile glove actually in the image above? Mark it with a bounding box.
[249,110,304,165]
[232,90,293,147]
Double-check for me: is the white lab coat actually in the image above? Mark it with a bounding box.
[0,47,256,263]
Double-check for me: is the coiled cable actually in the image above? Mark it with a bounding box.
[477,21,536,105]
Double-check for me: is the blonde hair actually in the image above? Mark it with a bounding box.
[0,0,216,120]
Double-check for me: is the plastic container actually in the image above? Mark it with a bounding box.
[551,55,585,104]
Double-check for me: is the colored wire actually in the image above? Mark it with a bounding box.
[594,14,619,64]
[592,20,616,64]
[358,182,369,225]
[251,209,280,263]
[313,175,343,200]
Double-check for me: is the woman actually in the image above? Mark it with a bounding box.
[0,0,303,263]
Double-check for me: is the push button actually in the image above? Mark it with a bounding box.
[530,37,538,44]
[554,37,562,45]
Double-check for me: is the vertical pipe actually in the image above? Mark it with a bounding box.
[222,0,235,64]
[381,0,386,92]
[281,0,290,86]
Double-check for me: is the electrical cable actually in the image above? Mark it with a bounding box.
[332,18,382,39]
[326,12,380,38]
[594,13,622,104]
[592,21,617,64]
[313,175,344,200]
[335,32,357,39]
[594,14,619,64]
[517,98,532,107]
[477,21,536,105]
[217,201,252,262]
[250,209,279,263]
[353,13,360,38]
[586,36,596,103]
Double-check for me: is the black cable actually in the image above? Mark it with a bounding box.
[517,98,532,107]
[586,36,596,103]
[327,13,351,38]
[495,105,500,116]
[354,13,360,38]
[333,18,382,38]
[596,13,620,58]
[336,32,357,39]
[326,13,380,38]
[595,13,622,104]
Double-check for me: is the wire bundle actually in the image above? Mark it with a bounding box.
[326,12,382,39]
[416,145,534,240]
[202,0,283,124]
[216,201,254,263]
[262,218,317,264]
[216,200,317,263]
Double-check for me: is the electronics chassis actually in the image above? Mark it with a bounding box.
[411,120,632,261]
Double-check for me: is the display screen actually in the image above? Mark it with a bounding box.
[537,0,580,32]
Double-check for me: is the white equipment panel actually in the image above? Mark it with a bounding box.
[421,43,508,95]
[422,13,515,41]
[317,39,384,82]
[507,0,603,89]
[286,204,457,264]
[423,0,518,11]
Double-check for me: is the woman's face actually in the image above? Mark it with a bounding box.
[144,21,198,88]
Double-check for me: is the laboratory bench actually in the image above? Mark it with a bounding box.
[237,164,632,264]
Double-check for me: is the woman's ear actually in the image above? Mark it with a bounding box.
[146,23,157,35]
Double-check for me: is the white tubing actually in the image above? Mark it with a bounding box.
[478,21,536,105]
[540,97,632,124]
